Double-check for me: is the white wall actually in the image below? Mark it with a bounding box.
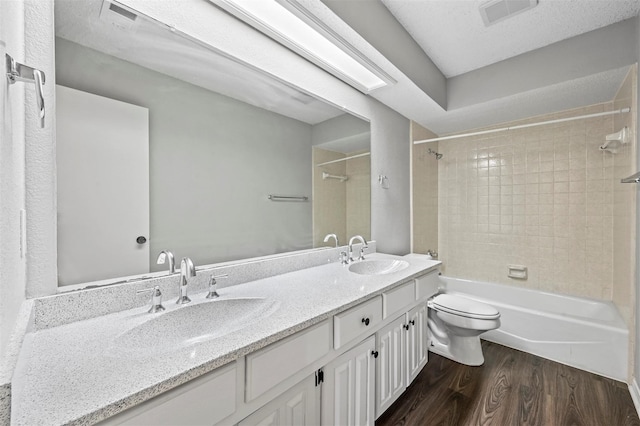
[370,106,411,254]
[0,0,27,359]
[56,39,314,272]
[320,0,446,109]
[311,113,370,151]
[448,18,638,110]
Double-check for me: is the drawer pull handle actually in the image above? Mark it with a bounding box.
[404,324,410,330]
[362,317,370,326]
[410,320,415,326]
[371,350,379,358]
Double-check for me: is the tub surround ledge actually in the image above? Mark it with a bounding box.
[10,251,440,425]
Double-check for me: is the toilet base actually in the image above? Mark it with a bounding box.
[428,334,485,366]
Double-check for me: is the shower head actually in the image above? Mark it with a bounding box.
[428,148,443,160]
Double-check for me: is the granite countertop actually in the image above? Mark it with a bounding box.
[11,253,440,425]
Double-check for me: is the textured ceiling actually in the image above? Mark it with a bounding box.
[54,0,638,136]
[381,0,640,77]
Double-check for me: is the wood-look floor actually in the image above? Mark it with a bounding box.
[376,341,640,426]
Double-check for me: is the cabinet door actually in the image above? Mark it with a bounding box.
[375,315,406,418]
[239,375,320,426]
[321,336,375,426]
[246,320,331,401]
[406,303,428,385]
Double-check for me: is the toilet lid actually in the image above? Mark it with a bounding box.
[430,294,500,320]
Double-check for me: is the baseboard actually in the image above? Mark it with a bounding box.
[629,378,640,418]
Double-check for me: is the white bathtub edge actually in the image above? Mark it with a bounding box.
[439,275,629,381]
[629,378,640,418]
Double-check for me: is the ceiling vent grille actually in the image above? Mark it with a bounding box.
[479,0,538,26]
[99,1,139,31]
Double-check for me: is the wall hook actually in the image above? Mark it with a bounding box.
[378,174,389,189]
[5,53,46,128]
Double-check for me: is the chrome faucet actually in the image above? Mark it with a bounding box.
[348,235,368,263]
[323,233,339,248]
[137,286,165,313]
[156,250,176,274]
[177,257,196,304]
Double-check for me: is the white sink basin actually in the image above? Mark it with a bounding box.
[111,298,279,356]
[348,259,409,275]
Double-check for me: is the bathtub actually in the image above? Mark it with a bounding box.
[440,276,629,382]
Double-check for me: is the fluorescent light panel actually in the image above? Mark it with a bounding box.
[215,0,389,93]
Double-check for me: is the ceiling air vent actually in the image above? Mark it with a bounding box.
[479,0,538,26]
[99,0,139,31]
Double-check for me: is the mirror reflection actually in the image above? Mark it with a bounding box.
[54,0,371,287]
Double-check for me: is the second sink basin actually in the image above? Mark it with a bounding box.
[111,298,279,356]
[348,259,409,275]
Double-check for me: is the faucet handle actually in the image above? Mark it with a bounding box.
[206,274,228,299]
[340,251,349,265]
[137,286,166,314]
[358,245,367,261]
[426,249,438,259]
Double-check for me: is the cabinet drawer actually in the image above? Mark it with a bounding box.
[382,281,415,319]
[415,271,440,300]
[246,320,331,401]
[334,296,382,349]
[104,362,237,425]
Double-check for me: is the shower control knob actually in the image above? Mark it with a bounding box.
[362,318,370,326]
[136,236,147,244]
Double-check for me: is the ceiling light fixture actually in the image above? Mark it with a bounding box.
[211,0,394,93]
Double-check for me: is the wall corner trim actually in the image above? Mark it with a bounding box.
[628,378,640,418]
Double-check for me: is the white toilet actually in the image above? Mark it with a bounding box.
[427,293,501,366]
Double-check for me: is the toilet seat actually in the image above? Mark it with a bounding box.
[429,294,500,320]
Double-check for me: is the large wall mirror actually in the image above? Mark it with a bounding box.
[54,0,371,287]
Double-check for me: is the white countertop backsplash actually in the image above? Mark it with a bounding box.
[32,243,374,331]
[10,248,440,425]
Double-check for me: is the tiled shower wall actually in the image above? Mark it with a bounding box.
[346,152,371,242]
[612,66,637,325]
[412,122,439,255]
[612,66,637,379]
[437,96,635,304]
[313,148,371,247]
[313,148,346,247]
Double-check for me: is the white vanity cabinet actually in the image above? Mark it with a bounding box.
[246,320,332,401]
[406,303,428,384]
[238,375,320,426]
[374,272,435,418]
[374,303,429,418]
[320,335,376,426]
[415,270,440,301]
[99,362,237,426]
[375,315,407,416]
[97,268,440,426]
[334,296,382,349]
